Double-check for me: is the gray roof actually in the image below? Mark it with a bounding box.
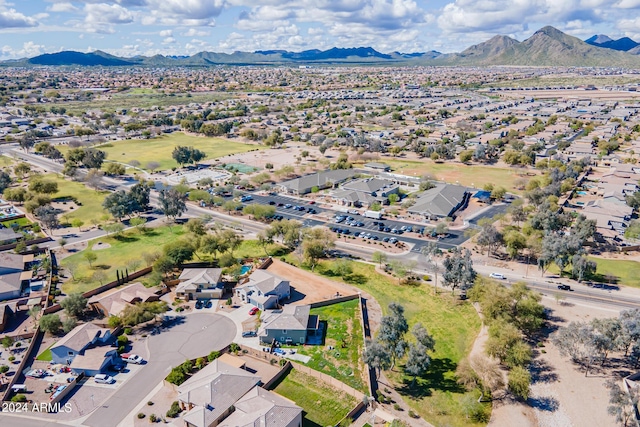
[341,178,397,194]
[179,360,261,427]
[262,305,311,332]
[0,253,25,275]
[179,268,222,284]
[219,386,301,427]
[0,228,21,242]
[279,169,356,193]
[409,183,469,217]
[241,270,288,295]
[331,189,377,204]
[51,323,110,353]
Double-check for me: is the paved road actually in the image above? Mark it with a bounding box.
[83,313,236,427]
[0,415,74,427]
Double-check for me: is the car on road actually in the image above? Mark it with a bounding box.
[240,195,253,202]
[242,331,257,338]
[309,201,315,204]
[121,353,144,364]
[94,374,115,384]
[249,307,259,315]
[557,284,572,291]
[489,273,506,280]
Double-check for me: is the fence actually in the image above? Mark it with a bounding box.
[358,294,378,400]
[290,360,365,401]
[49,372,83,409]
[309,293,358,309]
[1,328,44,402]
[0,236,52,252]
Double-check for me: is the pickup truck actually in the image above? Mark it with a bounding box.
[121,353,144,364]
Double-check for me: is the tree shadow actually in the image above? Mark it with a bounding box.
[527,395,559,412]
[529,358,558,384]
[344,273,367,285]
[112,234,139,243]
[93,264,111,270]
[396,357,464,399]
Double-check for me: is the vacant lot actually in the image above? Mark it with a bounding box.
[297,299,367,393]
[286,257,483,427]
[274,368,357,427]
[374,158,535,194]
[46,174,109,224]
[266,259,358,305]
[60,225,185,294]
[99,132,259,171]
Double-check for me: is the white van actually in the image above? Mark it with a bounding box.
[489,272,506,280]
[11,384,27,392]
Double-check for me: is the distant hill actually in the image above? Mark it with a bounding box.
[439,26,640,66]
[7,27,640,68]
[586,35,639,51]
[27,50,136,66]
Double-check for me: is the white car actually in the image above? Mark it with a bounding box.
[489,272,506,280]
[94,374,115,384]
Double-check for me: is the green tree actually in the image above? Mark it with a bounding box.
[508,366,531,400]
[60,293,88,318]
[83,251,97,268]
[39,314,63,335]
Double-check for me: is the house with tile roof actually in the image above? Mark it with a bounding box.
[258,305,319,345]
[88,282,160,317]
[218,387,302,427]
[176,268,224,300]
[235,270,290,310]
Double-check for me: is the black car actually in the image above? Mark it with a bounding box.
[557,284,572,291]
[384,227,391,232]
[268,201,276,205]
[195,300,204,309]
[242,331,257,338]
[205,300,213,309]
[277,202,284,207]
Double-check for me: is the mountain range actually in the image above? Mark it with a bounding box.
[5,26,640,68]
[585,34,640,53]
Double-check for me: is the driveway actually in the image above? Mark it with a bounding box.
[82,313,236,427]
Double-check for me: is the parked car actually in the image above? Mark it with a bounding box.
[489,273,506,280]
[121,353,144,364]
[26,369,46,378]
[110,363,125,372]
[205,300,213,309]
[249,307,259,315]
[94,374,115,384]
[242,331,257,338]
[557,284,572,291]
[195,300,204,309]
[284,204,292,209]
[268,200,276,205]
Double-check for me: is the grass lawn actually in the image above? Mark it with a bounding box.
[274,368,357,427]
[45,174,109,224]
[36,344,53,361]
[0,155,14,168]
[60,224,185,294]
[589,257,640,288]
[367,158,536,194]
[95,132,259,171]
[296,299,367,393]
[1,217,32,228]
[285,257,483,427]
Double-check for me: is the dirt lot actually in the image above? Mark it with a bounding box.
[265,259,358,305]
[489,298,620,427]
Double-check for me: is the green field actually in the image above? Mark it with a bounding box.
[286,257,483,427]
[274,368,357,427]
[590,257,640,288]
[0,155,14,168]
[369,158,536,194]
[297,299,367,393]
[97,132,259,171]
[48,91,230,115]
[60,225,185,294]
[46,174,109,224]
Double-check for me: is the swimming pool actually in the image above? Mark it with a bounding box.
[240,265,251,275]
[576,191,587,195]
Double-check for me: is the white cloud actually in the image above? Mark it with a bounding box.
[47,3,78,13]
[0,3,39,28]
[1,41,44,58]
[141,0,225,26]
[82,3,134,33]
[616,0,640,7]
[180,28,210,37]
[161,36,175,44]
[159,29,172,37]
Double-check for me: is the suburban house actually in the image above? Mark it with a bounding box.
[258,305,320,345]
[580,200,633,240]
[88,282,160,317]
[235,270,290,310]
[331,177,400,207]
[408,183,471,220]
[219,386,302,427]
[0,253,32,301]
[0,227,22,245]
[50,323,116,375]
[177,359,262,427]
[277,169,356,195]
[176,268,224,300]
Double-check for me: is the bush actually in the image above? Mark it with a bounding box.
[117,335,128,346]
[124,328,133,335]
[149,413,157,423]
[229,343,240,353]
[11,394,27,402]
[195,357,206,370]
[0,365,9,374]
[393,403,401,411]
[422,275,430,281]
[14,342,21,348]
[118,345,125,354]
[166,401,181,418]
[8,356,15,362]
[147,401,154,406]
[166,367,186,385]
[409,410,419,418]
[207,351,220,362]
[137,413,145,419]
[226,298,232,306]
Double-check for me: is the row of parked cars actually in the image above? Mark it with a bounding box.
[330,227,399,243]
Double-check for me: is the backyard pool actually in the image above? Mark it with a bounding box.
[240,265,251,275]
[576,191,587,195]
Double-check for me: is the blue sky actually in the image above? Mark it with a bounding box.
[1,0,640,59]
